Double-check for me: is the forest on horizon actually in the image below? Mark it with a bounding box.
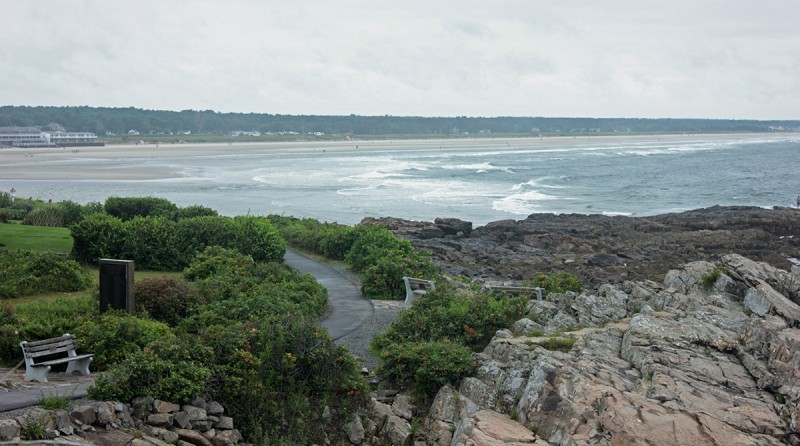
[1,105,798,137]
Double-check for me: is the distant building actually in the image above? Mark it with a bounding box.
[0,127,99,147]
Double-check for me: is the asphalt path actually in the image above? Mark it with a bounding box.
[284,249,374,340]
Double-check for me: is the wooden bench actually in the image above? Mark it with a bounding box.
[485,285,543,303]
[19,334,93,383]
[403,276,436,306]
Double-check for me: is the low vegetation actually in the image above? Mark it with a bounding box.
[0,250,91,298]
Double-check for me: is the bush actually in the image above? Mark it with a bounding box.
[525,271,583,294]
[218,317,366,444]
[70,213,126,263]
[345,225,414,272]
[174,205,219,220]
[372,287,527,351]
[75,312,173,370]
[23,205,64,227]
[361,252,437,300]
[119,216,180,270]
[89,336,211,404]
[376,340,476,398]
[232,216,285,263]
[104,196,178,221]
[0,250,92,298]
[135,277,202,326]
[174,217,238,265]
[0,191,12,208]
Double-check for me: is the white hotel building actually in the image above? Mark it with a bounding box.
[0,127,99,147]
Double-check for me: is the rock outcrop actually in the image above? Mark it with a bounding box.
[417,254,800,445]
[364,206,800,290]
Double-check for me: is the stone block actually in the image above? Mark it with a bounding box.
[155,400,182,414]
[215,416,234,430]
[205,401,224,415]
[170,428,214,446]
[147,413,173,427]
[0,419,20,441]
[182,405,207,422]
[71,404,97,426]
[173,411,191,429]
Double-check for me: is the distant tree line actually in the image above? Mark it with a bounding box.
[1,105,797,136]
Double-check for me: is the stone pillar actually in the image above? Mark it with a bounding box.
[99,259,135,313]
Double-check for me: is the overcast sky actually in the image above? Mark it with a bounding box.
[2,1,798,119]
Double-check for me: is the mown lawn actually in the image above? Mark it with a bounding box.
[0,222,73,252]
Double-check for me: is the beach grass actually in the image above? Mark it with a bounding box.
[0,222,73,253]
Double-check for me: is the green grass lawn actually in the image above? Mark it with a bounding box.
[0,222,73,252]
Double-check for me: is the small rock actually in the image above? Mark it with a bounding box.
[0,419,20,441]
[202,429,216,439]
[215,416,234,430]
[189,397,207,410]
[147,413,173,427]
[192,420,213,431]
[392,394,414,420]
[182,405,207,422]
[173,411,191,429]
[170,427,214,446]
[70,404,96,426]
[205,401,224,415]
[211,429,242,446]
[95,402,116,426]
[155,400,182,414]
[345,414,365,445]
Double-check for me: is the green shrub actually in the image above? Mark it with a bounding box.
[230,317,367,444]
[361,252,437,300]
[174,205,219,220]
[89,336,211,404]
[13,297,97,342]
[23,205,64,227]
[525,271,583,294]
[0,191,12,208]
[174,217,238,265]
[75,312,173,370]
[531,336,577,352]
[39,389,72,410]
[135,277,202,326]
[699,266,730,290]
[232,216,285,263]
[376,340,476,397]
[104,196,178,221]
[119,216,180,270]
[345,225,414,272]
[0,325,21,365]
[372,287,527,351]
[0,250,92,298]
[70,213,125,263]
[0,208,14,223]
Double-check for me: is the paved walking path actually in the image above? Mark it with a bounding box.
[0,249,372,413]
[284,248,374,340]
[0,372,92,412]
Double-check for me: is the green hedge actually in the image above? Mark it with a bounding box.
[0,250,92,298]
[71,215,285,270]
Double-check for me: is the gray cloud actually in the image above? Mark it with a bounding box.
[1,1,797,119]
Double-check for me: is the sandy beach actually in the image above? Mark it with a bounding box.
[0,132,797,181]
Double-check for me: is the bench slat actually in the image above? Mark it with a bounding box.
[24,335,75,348]
[35,354,94,367]
[23,340,77,358]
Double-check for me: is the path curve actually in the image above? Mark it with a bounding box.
[284,249,374,340]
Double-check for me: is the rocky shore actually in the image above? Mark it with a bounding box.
[365,205,800,288]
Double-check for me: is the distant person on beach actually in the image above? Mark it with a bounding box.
[796,194,800,208]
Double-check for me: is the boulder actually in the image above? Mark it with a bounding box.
[344,414,365,445]
[70,404,96,426]
[450,409,539,446]
[0,419,20,441]
[170,428,214,446]
[154,400,181,414]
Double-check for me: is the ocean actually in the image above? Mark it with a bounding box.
[2,136,798,226]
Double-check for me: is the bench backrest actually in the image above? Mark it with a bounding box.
[404,277,435,290]
[21,334,77,360]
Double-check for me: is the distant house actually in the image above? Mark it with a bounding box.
[128,130,140,135]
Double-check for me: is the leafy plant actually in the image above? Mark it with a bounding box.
[75,312,173,370]
[699,266,730,290]
[0,250,91,298]
[375,340,476,398]
[524,271,583,294]
[20,415,47,440]
[135,277,202,326]
[531,336,576,352]
[39,389,72,411]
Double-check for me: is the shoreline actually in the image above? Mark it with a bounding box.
[1,132,797,181]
